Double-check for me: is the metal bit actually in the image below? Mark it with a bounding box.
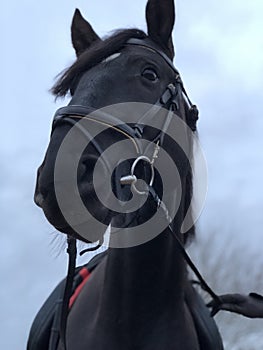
[120,175,137,186]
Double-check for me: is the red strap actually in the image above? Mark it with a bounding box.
[69,268,91,309]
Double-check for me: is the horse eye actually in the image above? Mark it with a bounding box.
[142,68,158,82]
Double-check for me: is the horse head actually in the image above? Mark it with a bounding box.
[34,0,198,245]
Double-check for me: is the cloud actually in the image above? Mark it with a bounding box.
[1,1,263,349]
[179,1,263,90]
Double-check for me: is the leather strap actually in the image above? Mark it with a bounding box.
[60,237,77,350]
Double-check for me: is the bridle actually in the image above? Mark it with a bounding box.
[52,37,198,141]
[50,38,220,350]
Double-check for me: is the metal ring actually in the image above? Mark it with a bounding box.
[130,156,155,195]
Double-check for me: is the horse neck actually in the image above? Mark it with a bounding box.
[99,215,187,323]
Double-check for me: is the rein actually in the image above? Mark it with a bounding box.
[51,39,220,350]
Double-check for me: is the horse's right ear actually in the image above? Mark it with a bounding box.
[71,9,101,57]
[146,0,175,59]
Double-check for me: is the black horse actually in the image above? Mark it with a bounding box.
[32,1,225,349]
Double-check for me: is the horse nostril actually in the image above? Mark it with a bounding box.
[78,156,98,183]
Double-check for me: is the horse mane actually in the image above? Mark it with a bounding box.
[52,29,147,97]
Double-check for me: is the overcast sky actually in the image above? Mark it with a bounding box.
[1,1,263,349]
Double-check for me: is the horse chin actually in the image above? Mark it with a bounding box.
[45,210,101,244]
[41,196,103,244]
[54,225,94,244]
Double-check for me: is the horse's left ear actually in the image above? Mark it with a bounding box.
[71,9,101,57]
[146,0,175,59]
